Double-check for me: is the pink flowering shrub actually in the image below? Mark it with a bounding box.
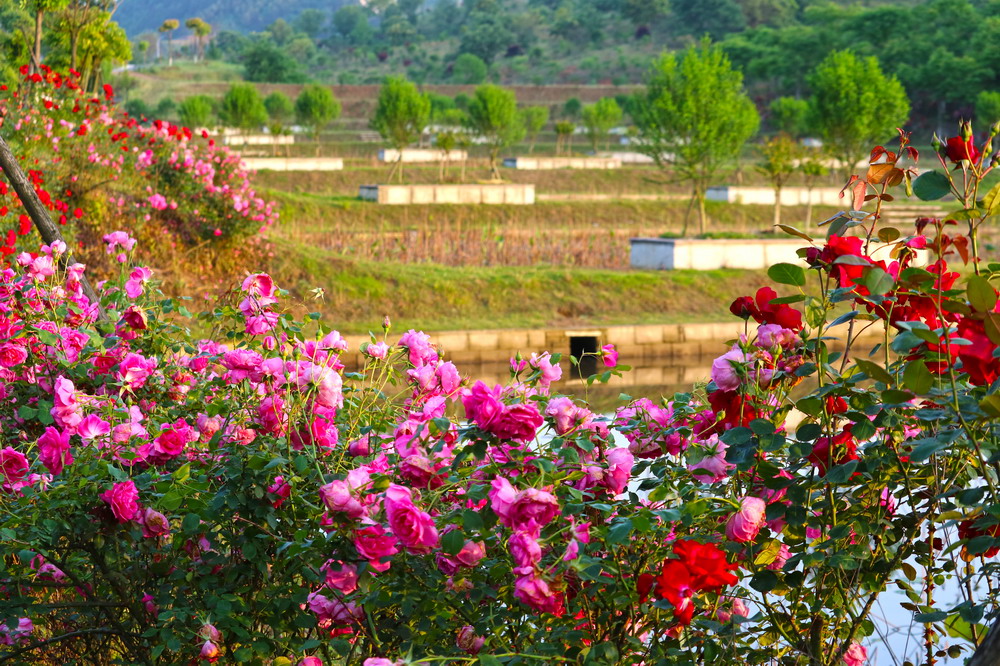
[0,67,276,279]
[2,123,1000,665]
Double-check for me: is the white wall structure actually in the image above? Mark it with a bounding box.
[240,157,344,171]
[503,156,621,170]
[378,148,468,163]
[221,134,295,146]
[706,186,845,207]
[358,184,535,205]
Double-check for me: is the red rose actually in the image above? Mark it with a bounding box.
[945,136,980,164]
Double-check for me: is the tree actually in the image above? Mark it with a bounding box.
[635,41,760,235]
[466,84,525,180]
[769,96,810,138]
[158,18,178,65]
[264,91,293,156]
[562,97,581,119]
[452,53,487,84]
[620,0,668,25]
[178,95,214,129]
[135,39,148,64]
[184,17,211,62]
[976,90,1000,127]
[520,106,549,154]
[436,130,456,180]
[333,5,367,41]
[219,82,267,137]
[293,9,326,40]
[295,85,341,156]
[24,0,70,71]
[458,11,513,65]
[581,98,622,152]
[756,134,799,228]
[671,0,747,40]
[370,76,430,182]
[241,39,304,83]
[798,152,829,232]
[554,121,575,155]
[52,0,113,72]
[808,50,910,179]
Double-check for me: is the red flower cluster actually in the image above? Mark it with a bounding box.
[808,428,859,475]
[729,287,802,331]
[958,516,1000,558]
[637,540,739,626]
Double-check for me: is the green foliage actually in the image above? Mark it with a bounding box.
[977,90,1000,127]
[264,91,294,123]
[636,40,760,234]
[581,98,623,152]
[458,9,514,65]
[295,84,341,142]
[769,96,810,137]
[520,105,549,153]
[672,0,747,39]
[808,50,910,175]
[563,97,582,119]
[241,37,305,83]
[451,52,488,84]
[370,75,430,151]
[177,94,214,128]
[466,84,525,179]
[219,82,267,132]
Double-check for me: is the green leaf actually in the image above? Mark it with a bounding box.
[947,208,984,221]
[912,170,951,201]
[17,405,38,420]
[824,459,858,484]
[903,360,933,394]
[182,513,201,534]
[909,437,951,462]
[606,518,633,544]
[854,358,894,385]
[442,529,465,556]
[860,266,894,296]
[753,540,783,567]
[983,181,1000,216]
[767,262,806,286]
[478,656,504,666]
[968,275,998,312]
[749,570,779,593]
[775,224,813,241]
[172,463,191,484]
[462,509,483,532]
[914,611,949,623]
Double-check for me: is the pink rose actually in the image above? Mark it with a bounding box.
[711,348,747,392]
[688,435,736,483]
[513,573,564,615]
[545,396,578,434]
[322,561,358,594]
[37,427,72,476]
[100,480,140,523]
[454,540,486,567]
[384,484,439,554]
[199,640,220,661]
[319,479,366,520]
[601,343,618,367]
[364,342,389,360]
[725,496,767,543]
[601,447,633,496]
[298,658,323,666]
[767,543,791,571]
[353,524,399,572]
[122,306,148,330]
[151,418,195,463]
[842,642,867,666]
[0,343,27,368]
[456,625,485,654]
[488,477,518,523]
[77,414,111,441]
[491,402,544,442]
[461,381,504,429]
[139,507,170,538]
[363,660,403,666]
[0,448,29,484]
[529,352,562,388]
[307,592,362,626]
[508,487,560,534]
[509,531,542,571]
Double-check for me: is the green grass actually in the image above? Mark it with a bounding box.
[268,239,771,333]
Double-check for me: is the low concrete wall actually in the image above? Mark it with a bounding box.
[598,151,656,164]
[338,320,880,370]
[631,238,808,270]
[379,148,468,163]
[358,183,535,205]
[241,157,344,171]
[221,134,295,146]
[707,186,843,206]
[503,156,621,170]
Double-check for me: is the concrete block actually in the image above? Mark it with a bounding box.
[434,332,470,352]
[604,326,635,347]
[633,325,664,345]
[467,331,500,351]
[633,367,664,385]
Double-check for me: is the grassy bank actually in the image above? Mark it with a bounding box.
[267,239,771,333]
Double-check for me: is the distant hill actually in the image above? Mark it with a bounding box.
[115,0,345,36]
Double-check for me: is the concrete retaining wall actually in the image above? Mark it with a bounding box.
[707,186,844,206]
[358,183,535,205]
[221,134,295,146]
[379,148,468,163]
[241,157,344,171]
[598,151,656,164]
[631,237,808,270]
[337,320,880,370]
[503,156,621,170]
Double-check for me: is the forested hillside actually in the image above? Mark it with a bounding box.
[115,0,343,36]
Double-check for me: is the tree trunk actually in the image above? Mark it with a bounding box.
[490,149,500,181]
[696,183,707,236]
[0,132,105,321]
[33,10,43,72]
[70,31,80,71]
[167,36,173,66]
[969,618,1000,666]
[773,186,782,229]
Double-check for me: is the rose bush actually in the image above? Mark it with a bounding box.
[1,116,1000,666]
